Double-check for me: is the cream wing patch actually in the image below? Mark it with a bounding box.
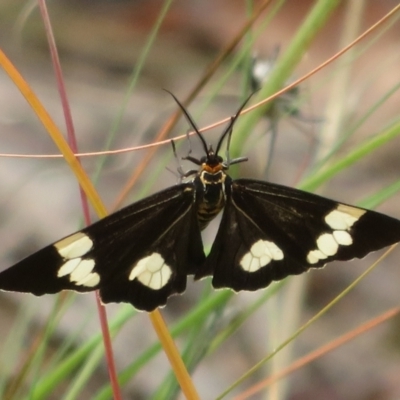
[54,232,93,259]
[129,253,172,290]
[307,204,364,264]
[240,240,284,272]
[55,233,100,287]
[324,205,366,230]
[316,234,339,256]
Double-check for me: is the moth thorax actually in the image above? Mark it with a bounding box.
[201,169,225,184]
[196,171,227,230]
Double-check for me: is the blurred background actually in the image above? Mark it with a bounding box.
[0,1,400,399]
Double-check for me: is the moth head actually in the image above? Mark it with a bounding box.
[165,90,254,169]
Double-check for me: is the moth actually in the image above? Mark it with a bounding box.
[1,94,399,311]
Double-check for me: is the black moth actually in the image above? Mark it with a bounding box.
[1,94,400,311]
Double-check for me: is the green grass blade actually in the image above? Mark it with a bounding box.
[300,118,400,192]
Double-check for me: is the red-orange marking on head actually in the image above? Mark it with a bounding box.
[202,164,223,174]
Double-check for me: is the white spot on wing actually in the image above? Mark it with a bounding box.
[149,273,163,290]
[160,263,172,283]
[240,253,252,271]
[76,272,100,287]
[57,257,99,287]
[337,204,366,218]
[249,257,260,272]
[57,258,81,277]
[307,249,328,264]
[240,240,283,272]
[307,205,358,265]
[265,241,284,260]
[317,234,338,256]
[55,232,93,259]
[146,253,165,272]
[307,254,317,264]
[307,251,319,264]
[70,259,96,282]
[129,253,172,290]
[260,255,271,267]
[250,240,266,258]
[333,230,353,245]
[325,205,366,230]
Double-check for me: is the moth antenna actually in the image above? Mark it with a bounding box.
[215,92,255,156]
[164,90,209,157]
[182,126,195,160]
[224,121,234,166]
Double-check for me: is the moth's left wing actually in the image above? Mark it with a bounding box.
[196,179,400,291]
[0,184,205,311]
